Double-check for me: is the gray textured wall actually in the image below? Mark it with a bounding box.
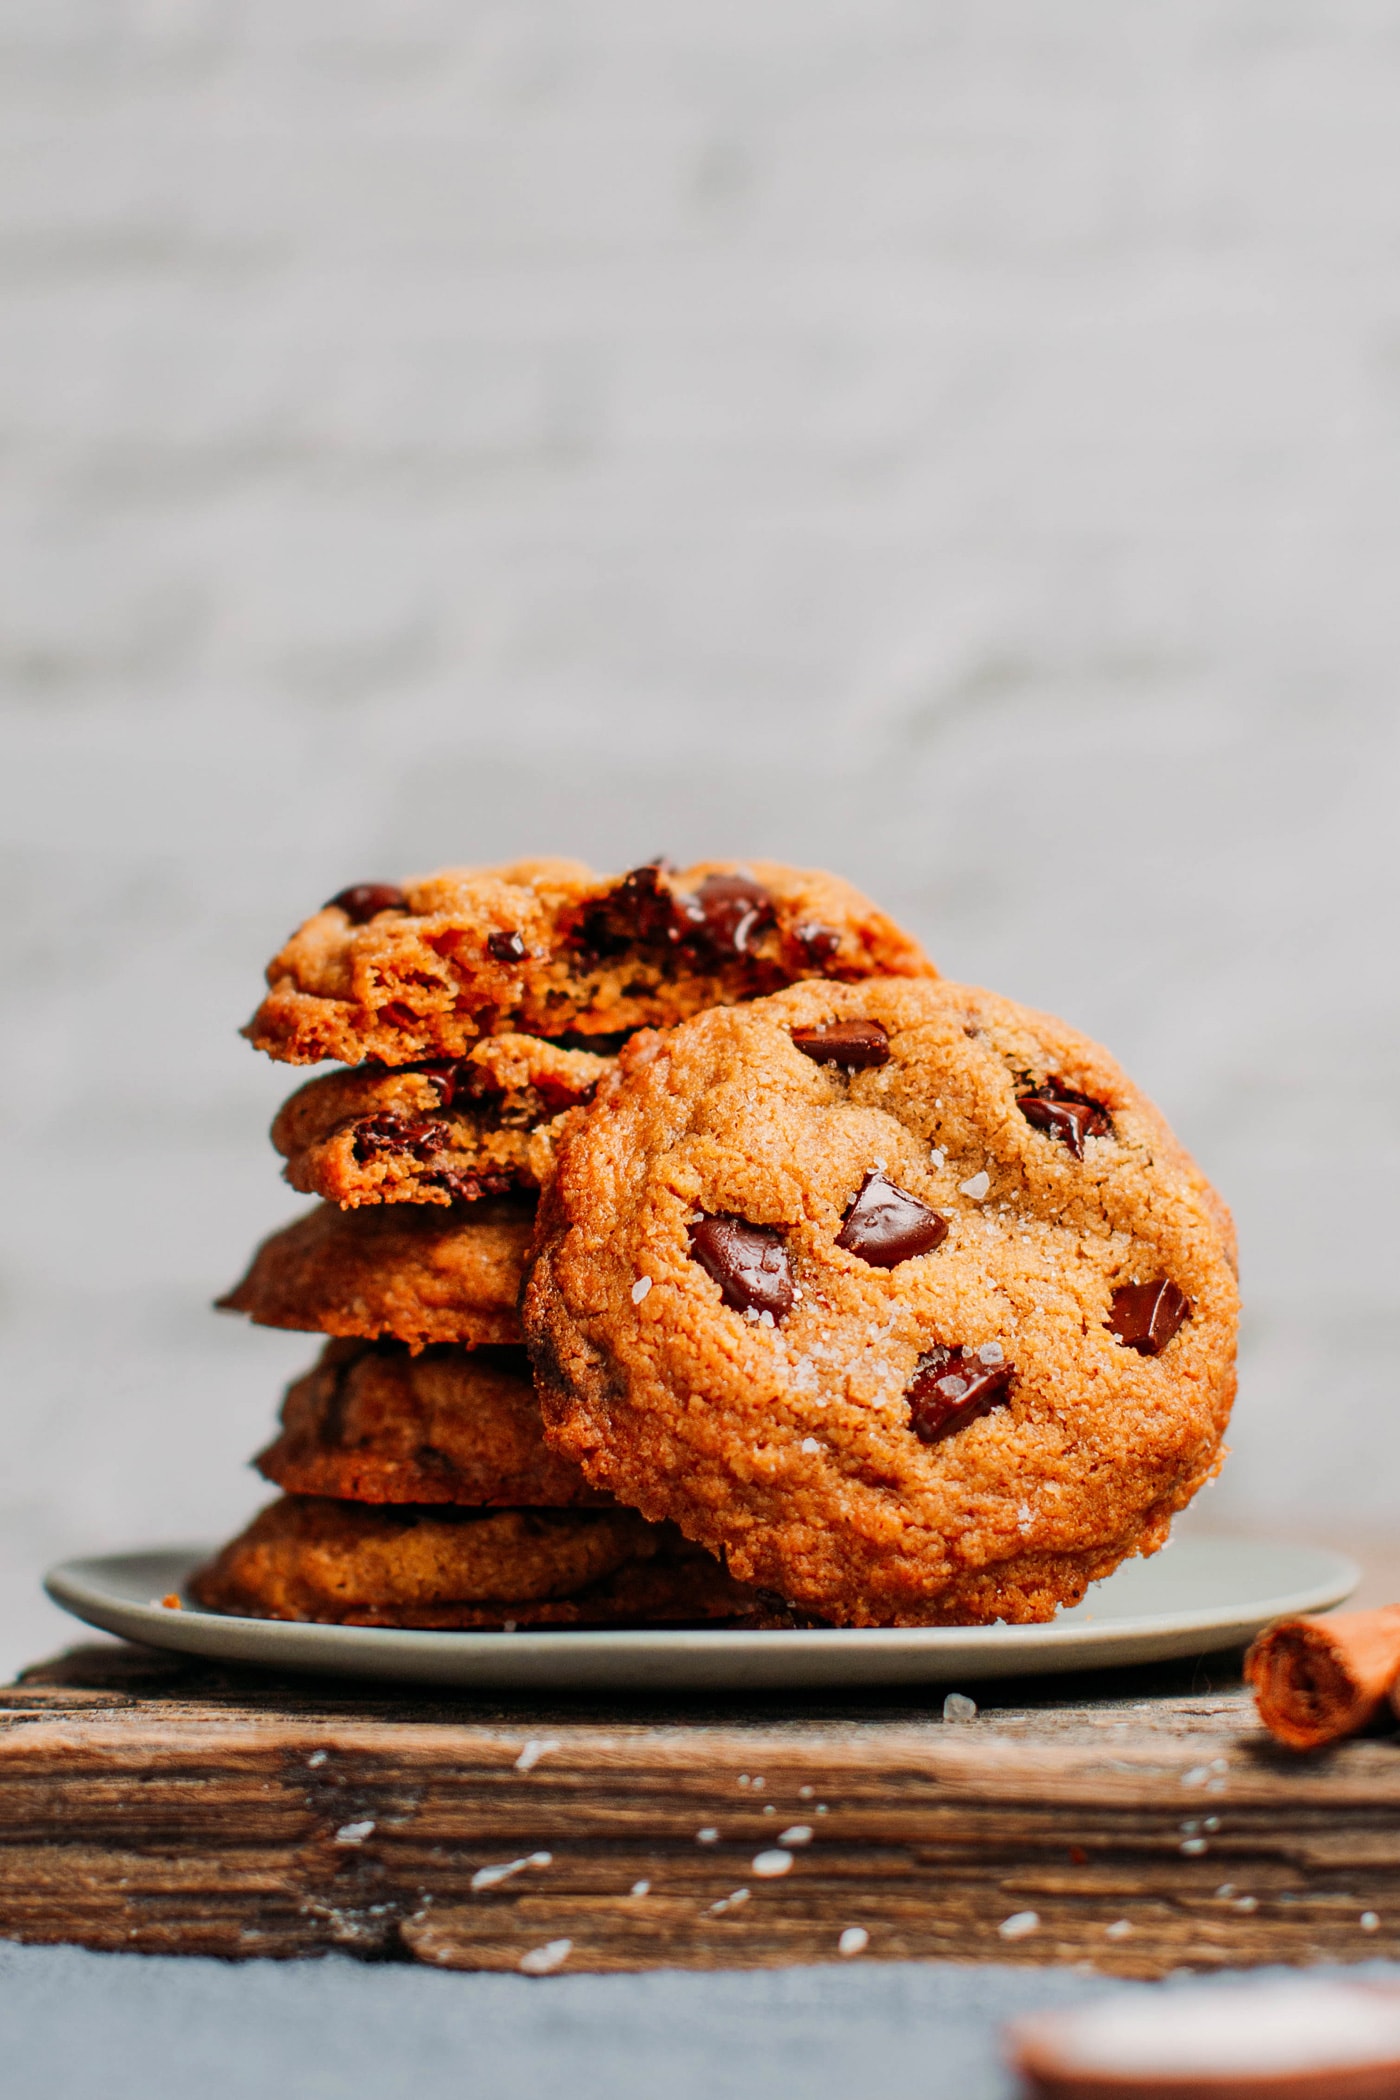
[2,1,1397,1673]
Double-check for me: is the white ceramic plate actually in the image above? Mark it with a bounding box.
[44,1537,1357,1693]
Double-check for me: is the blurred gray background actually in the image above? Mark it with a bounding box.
[1,0,1397,1674]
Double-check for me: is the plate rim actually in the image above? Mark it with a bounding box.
[44,1536,1361,1677]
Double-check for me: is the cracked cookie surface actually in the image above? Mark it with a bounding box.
[257,1340,604,1506]
[217,1198,532,1348]
[246,857,934,1067]
[192,1495,775,1627]
[272,1035,611,1209]
[525,977,1239,1627]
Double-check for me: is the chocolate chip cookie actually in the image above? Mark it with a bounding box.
[271,1035,612,1209]
[525,977,1239,1627]
[218,1198,532,1348]
[257,1340,603,1506]
[192,1496,773,1627]
[246,858,934,1067]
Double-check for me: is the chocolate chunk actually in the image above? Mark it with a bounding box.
[790,1019,891,1070]
[573,862,680,958]
[1017,1077,1111,1160]
[433,1166,516,1203]
[419,1061,461,1107]
[793,919,842,966]
[835,1172,948,1267]
[678,872,776,961]
[906,1344,1015,1445]
[487,929,527,963]
[1107,1279,1192,1356]
[352,1114,452,1165]
[326,883,409,924]
[533,1074,600,1114]
[688,1213,794,1319]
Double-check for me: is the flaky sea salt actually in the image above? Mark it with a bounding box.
[631,1276,652,1304]
[977,1340,1003,1363]
[334,1820,374,1846]
[752,1849,794,1878]
[929,1148,946,1170]
[697,1827,719,1844]
[519,1939,572,1975]
[800,1437,822,1454]
[778,1826,813,1845]
[960,1170,990,1200]
[999,1911,1039,1940]
[631,1880,650,1897]
[470,1851,552,1891]
[515,1737,561,1773]
[838,1928,869,1957]
[943,1692,978,1724]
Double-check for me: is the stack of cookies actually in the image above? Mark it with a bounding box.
[197,858,930,1628]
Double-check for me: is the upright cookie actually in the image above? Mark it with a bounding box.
[217,1198,531,1348]
[272,1035,611,1209]
[257,1340,602,1506]
[525,978,1239,1627]
[246,857,934,1067]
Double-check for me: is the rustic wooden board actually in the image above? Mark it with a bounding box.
[1,1640,1397,1977]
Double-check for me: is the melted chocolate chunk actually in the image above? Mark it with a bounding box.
[906,1344,1015,1445]
[487,929,527,963]
[433,1166,516,1203]
[352,1114,452,1165]
[326,883,409,924]
[835,1172,948,1268]
[1017,1077,1112,1160]
[790,1019,891,1070]
[419,1061,462,1108]
[677,872,776,961]
[533,1074,600,1114]
[1107,1279,1192,1356]
[573,862,679,958]
[688,1213,795,1319]
[793,919,842,966]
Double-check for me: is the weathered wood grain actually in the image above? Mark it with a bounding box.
[0,1643,1396,1976]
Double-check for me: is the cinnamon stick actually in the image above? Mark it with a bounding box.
[1245,1605,1400,1750]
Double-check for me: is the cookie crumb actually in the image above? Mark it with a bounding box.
[159,1592,182,1610]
